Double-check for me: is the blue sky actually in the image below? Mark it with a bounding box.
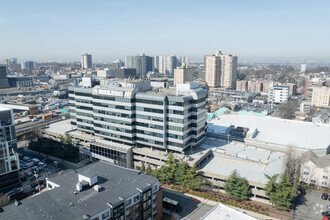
[1,0,330,62]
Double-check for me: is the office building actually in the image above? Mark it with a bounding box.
[174,63,193,84]
[125,56,135,69]
[7,76,33,88]
[1,161,163,220]
[114,68,137,78]
[268,86,289,104]
[21,61,36,70]
[219,54,237,89]
[69,80,207,153]
[0,66,9,89]
[5,58,17,67]
[81,53,93,69]
[311,86,330,108]
[0,107,20,194]
[205,51,222,88]
[97,68,114,78]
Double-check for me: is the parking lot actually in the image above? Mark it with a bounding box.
[293,189,330,220]
[5,148,74,199]
[163,189,213,220]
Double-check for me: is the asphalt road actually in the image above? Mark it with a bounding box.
[293,189,330,220]
[162,189,213,220]
[16,113,67,133]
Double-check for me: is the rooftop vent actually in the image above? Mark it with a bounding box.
[82,214,90,219]
[93,185,102,192]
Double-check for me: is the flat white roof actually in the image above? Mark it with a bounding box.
[201,202,257,220]
[200,139,285,185]
[44,119,74,135]
[208,114,330,150]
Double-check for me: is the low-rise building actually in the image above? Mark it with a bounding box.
[300,151,330,187]
[300,101,311,113]
[1,161,163,220]
[268,86,289,104]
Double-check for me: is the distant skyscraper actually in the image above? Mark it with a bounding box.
[0,107,20,194]
[125,56,135,68]
[21,61,37,70]
[81,53,92,69]
[205,51,222,88]
[205,51,237,89]
[110,60,124,69]
[135,54,147,78]
[146,56,154,73]
[174,63,193,84]
[5,58,17,67]
[0,66,9,89]
[300,64,307,73]
[219,54,237,89]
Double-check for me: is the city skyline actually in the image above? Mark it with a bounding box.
[1,0,330,62]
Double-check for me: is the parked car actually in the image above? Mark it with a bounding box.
[23,162,34,170]
[31,158,40,165]
[322,211,330,217]
[322,193,328,200]
[38,162,46,168]
[14,192,29,201]
[23,156,31,162]
[297,186,306,195]
[35,184,45,192]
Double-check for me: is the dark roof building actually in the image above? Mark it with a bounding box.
[1,161,163,220]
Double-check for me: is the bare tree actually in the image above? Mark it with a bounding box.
[278,100,298,119]
[284,147,301,188]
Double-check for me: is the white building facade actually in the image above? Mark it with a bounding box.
[268,86,289,104]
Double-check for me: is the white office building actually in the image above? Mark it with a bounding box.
[69,80,207,153]
[268,86,289,104]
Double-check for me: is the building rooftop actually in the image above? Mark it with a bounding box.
[44,119,75,136]
[208,114,330,150]
[199,138,285,186]
[201,202,257,220]
[1,161,158,220]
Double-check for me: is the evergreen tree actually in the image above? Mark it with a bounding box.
[175,161,188,185]
[264,173,295,210]
[264,174,279,206]
[224,170,251,201]
[165,153,176,183]
[141,162,146,173]
[273,173,295,210]
[146,164,152,175]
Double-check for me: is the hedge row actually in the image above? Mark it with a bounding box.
[169,185,269,216]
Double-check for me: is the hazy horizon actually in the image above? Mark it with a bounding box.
[1,0,330,63]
